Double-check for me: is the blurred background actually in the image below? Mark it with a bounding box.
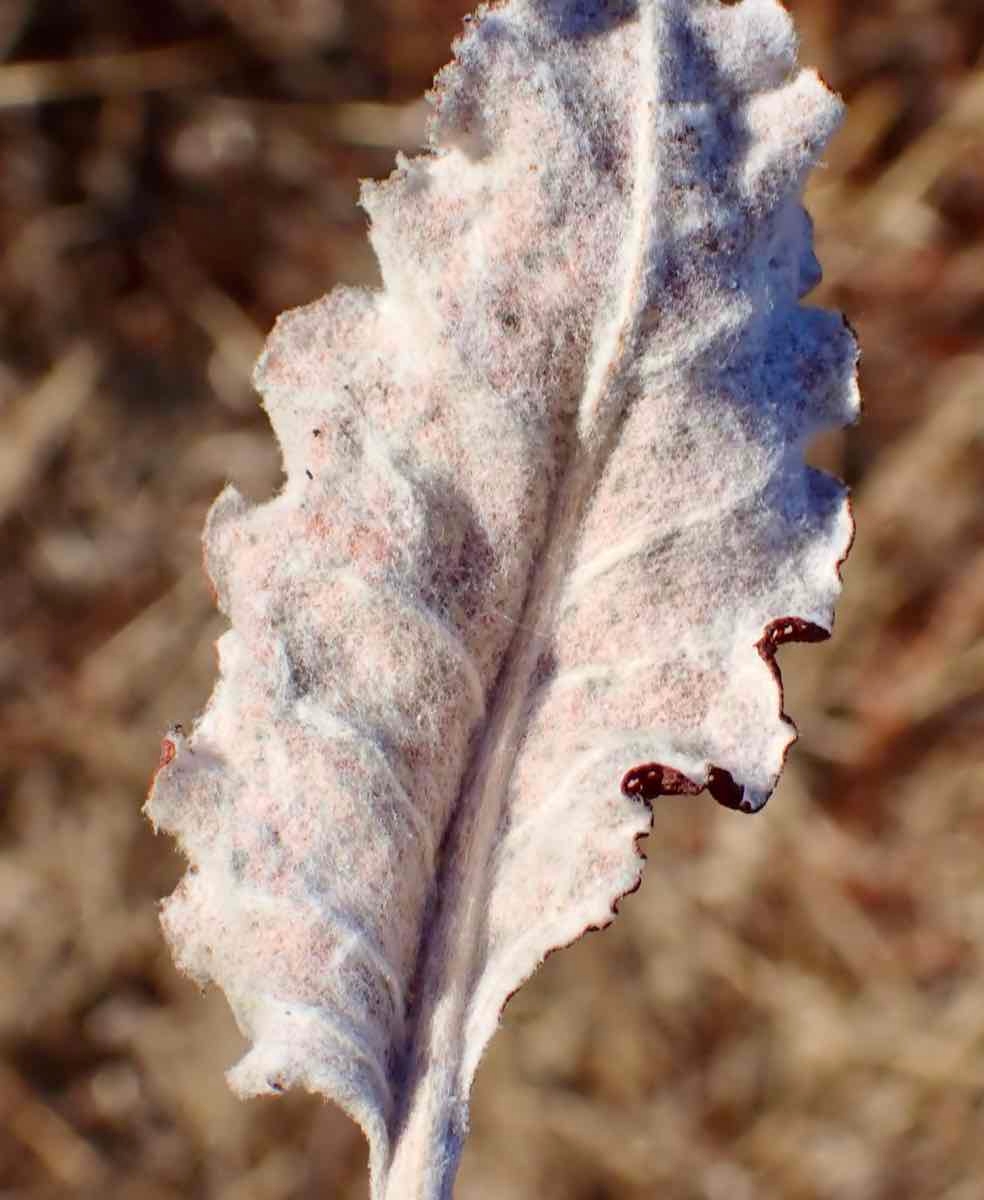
[0,0,982,1197]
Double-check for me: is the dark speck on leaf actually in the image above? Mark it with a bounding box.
[230,848,248,879]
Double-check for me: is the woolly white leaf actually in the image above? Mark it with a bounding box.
[147,0,859,1195]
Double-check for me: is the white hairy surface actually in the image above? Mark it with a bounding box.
[146,1,859,1195]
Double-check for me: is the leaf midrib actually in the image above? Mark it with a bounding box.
[380,1,666,1194]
